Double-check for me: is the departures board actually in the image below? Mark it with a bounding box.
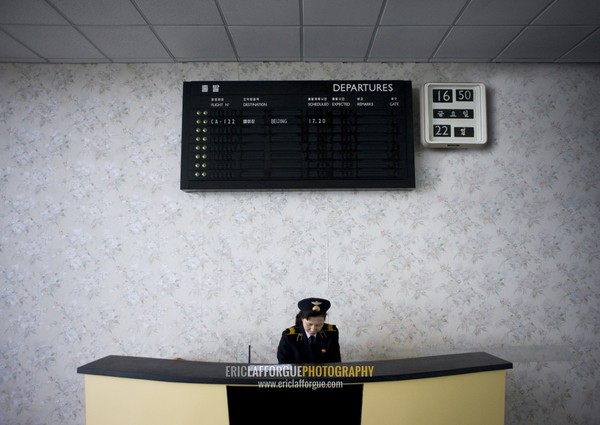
[180,80,415,191]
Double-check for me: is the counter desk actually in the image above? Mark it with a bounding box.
[77,351,512,425]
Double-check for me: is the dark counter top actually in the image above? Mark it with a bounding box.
[77,351,511,385]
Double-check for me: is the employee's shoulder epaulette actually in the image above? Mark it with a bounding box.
[284,326,302,336]
[323,323,338,332]
[283,326,304,341]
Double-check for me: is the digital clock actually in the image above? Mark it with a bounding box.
[420,83,487,148]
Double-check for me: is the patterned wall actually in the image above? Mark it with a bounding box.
[0,62,599,425]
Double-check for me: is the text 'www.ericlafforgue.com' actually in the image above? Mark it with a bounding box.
[257,379,344,390]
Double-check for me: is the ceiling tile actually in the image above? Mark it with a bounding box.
[304,0,383,25]
[154,26,236,60]
[0,30,41,60]
[218,0,299,25]
[435,26,522,60]
[80,26,171,61]
[381,0,466,25]
[559,29,600,62]
[48,0,146,25]
[2,25,105,60]
[304,26,373,61]
[0,0,69,24]
[457,0,553,25]
[134,0,223,25]
[498,26,597,60]
[229,26,299,60]
[533,0,600,25]
[370,26,447,61]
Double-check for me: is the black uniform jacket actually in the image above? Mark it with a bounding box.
[277,323,341,364]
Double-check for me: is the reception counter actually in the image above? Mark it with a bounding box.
[77,351,512,425]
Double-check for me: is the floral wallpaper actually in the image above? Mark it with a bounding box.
[0,61,599,425]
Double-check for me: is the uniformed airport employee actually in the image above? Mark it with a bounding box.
[277,297,341,364]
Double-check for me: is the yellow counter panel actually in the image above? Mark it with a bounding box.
[361,370,506,425]
[84,375,228,425]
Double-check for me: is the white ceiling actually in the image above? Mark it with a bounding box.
[1,0,599,63]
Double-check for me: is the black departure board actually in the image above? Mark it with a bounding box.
[180,80,415,191]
